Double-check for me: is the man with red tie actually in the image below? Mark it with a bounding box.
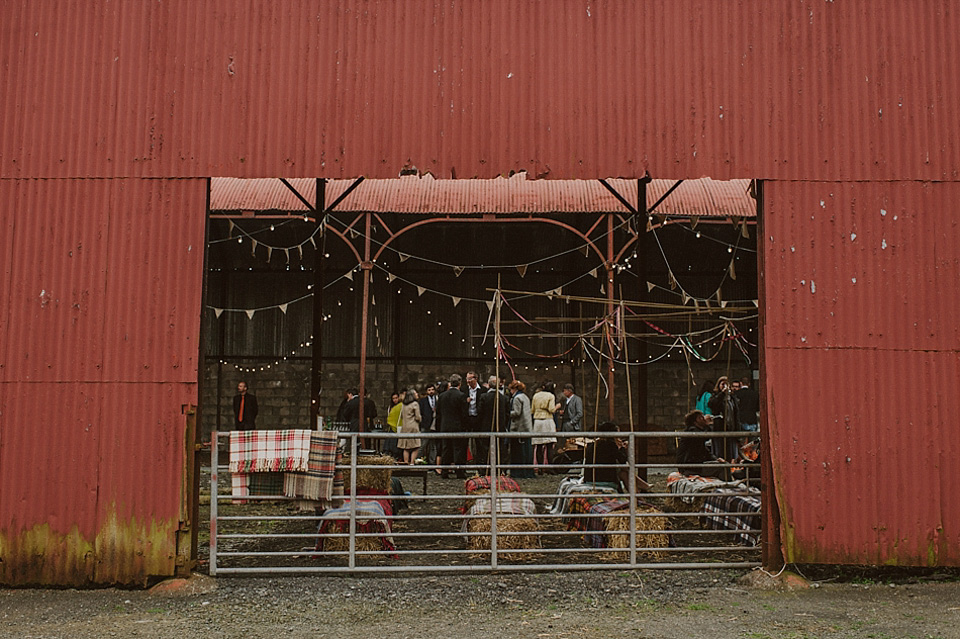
[233,381,259,430]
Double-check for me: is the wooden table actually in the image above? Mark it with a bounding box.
[392,467,429,494]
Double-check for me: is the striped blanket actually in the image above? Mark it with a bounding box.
[283,430,343,502]
[317,499,396,556]
[464,475,522,495]
[701,487,761,546]
[461,496,537,534]
[230,429,312,500]
[548,477,618,514]
[666,472,745,504]
[565,496,630,532]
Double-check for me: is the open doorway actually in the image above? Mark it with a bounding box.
[198,174,760,573]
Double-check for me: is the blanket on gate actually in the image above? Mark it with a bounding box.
[548,477,619,514]
[464,475,522,495]
[700,487,761,546]
[229,429,312,500]
[316,499,397,557]
[283,430,343,502]
[666,471,748,504]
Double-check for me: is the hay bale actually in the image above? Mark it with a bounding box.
[466,517,541,561]
[600,505,670,560]
[322,532,389,555]
[340,454,394,493]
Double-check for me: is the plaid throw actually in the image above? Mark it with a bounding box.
[701,487,761,546]
[460,496,536,533]
[229,429,312,473]
[283,431,343,502]
[317,499,397,557]
[464,475,522,495]
[548,478,618,514]
[565,496,629,532]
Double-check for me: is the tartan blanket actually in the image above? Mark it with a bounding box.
[283,431,343,502]
[701,487,761,546]
[667,472,746,504]
[564,496,629,532]
[548,477,618,514]
[230,429,312,500]
[316,499,396,557]
[460,496,537,533]
[464,475,522,495]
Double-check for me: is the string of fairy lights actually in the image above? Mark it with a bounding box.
[211,209,759,374]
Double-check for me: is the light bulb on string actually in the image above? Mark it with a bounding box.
[728,246,733,253]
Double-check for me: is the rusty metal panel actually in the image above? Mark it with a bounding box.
[763,181,960,566]
[210,176,755,217]
[0,178,205,585]
[3,1,959,181]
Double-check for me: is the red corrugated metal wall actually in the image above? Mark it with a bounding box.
[2,1,959,580]
[763,181,960,565]
[0,179,207,585]
[1,1,958,181]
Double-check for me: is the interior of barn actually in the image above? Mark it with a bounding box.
[201,173,762,573]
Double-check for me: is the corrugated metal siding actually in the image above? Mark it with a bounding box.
[763,181,960,566]
[209,176,755,217]
[2,1,958,180]
[0,178,207,585]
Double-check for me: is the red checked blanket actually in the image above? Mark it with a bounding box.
[230,429,312,500]
[283,430,343,502]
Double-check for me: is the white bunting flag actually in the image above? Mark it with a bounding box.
[309,236,317,248]
[589,268,598,279]
[387,273,396,282]
[344,269,354,281]
[647,281,656,292]
[682,292,690,305]
[668,271,678,290]
[417,286,425,296]
[251,239,258,256]
[753,299,760,308]
[690,216,699,230]
[516,265,527,278]
[245,310,255,320]
[371,294,376,306]
[214,308,224,318]
[452,296,461,307]
[729,259,737,280]
[399,253,409,262]
[266,247,273,262]
[486,300,494,311]
[279,303,288,314]
[284,248,290,264]
[453,266,464,277]
[297,245,303,260]
[721,301,728,308]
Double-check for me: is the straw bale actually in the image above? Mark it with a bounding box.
[340,454,394,493]
[466,517,541,561]
[600,506,670,561]
[323,532,389,555]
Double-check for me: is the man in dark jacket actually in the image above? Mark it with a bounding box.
[676,410,726,478]
[734,377,760,432]
[477,375,511,468]
[232,381,259,430]
[436,373,468,478]
[418,384,439,467]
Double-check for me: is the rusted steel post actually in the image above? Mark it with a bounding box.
[636,175,651,480]
[311,178,326,427]
[357,212,373,438]
[606,212,616,420]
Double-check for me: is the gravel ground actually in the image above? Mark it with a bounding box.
[3,569,959,639]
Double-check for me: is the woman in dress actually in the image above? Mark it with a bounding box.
[397,388,422,464]
[531,381,559,474]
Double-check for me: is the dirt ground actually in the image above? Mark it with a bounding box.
[3,568,959,639]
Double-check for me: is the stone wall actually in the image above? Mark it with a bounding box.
[201,358,755,444]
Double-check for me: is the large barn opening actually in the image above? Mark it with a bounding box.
[200,174,760,573]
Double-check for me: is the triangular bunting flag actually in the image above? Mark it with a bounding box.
[646,217,654,232]
[486,300,494,311]
[345,269,354,281]
[452,297,461,307]
[284,248,290,264]
[279,304,288,314]
[741,221,750,239]
[266,247,273,262]
[716,290,723,303]
[589,268,598,279]
[753,299,759,308]
[729,259,737,280]
[600,284,606,295]
[417,286,425,296]
[721,301,728,308]
[453,266,464,277]
[309,236,316,248]
[582,246,590,257]
[690,216,699,230]
[228,220,235,234]
[668,271,678,290]
[693,299,701,313]
[245,310,255,320]
[682,292,690,304]
[516,264,528,278]
[387,273,396,282]
[399,253,409,262]
[374,316,378,326]
[297,245,303,260]
[371,294,376,306]
[647,281,656,292]
[251,238,258,256]
[214,308,223,318]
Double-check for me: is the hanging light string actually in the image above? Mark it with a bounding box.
[207,217,304,245]
[204,268,355,316]
[220,335,315,373]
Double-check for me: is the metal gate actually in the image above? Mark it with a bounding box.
[208,430,760,575]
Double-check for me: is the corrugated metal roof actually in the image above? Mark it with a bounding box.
[2,1,958,180]
[0,178,206,585]
[209,175,755,217]
[762,181,960,566]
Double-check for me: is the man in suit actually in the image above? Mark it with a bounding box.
[477,375,511,469]
[436,373,468,478]
[418,384,439,468]
[233,381,259,430]
[558,383,583,446]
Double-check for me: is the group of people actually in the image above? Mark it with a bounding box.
[679,375,760,478]
[332,374,585,479]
